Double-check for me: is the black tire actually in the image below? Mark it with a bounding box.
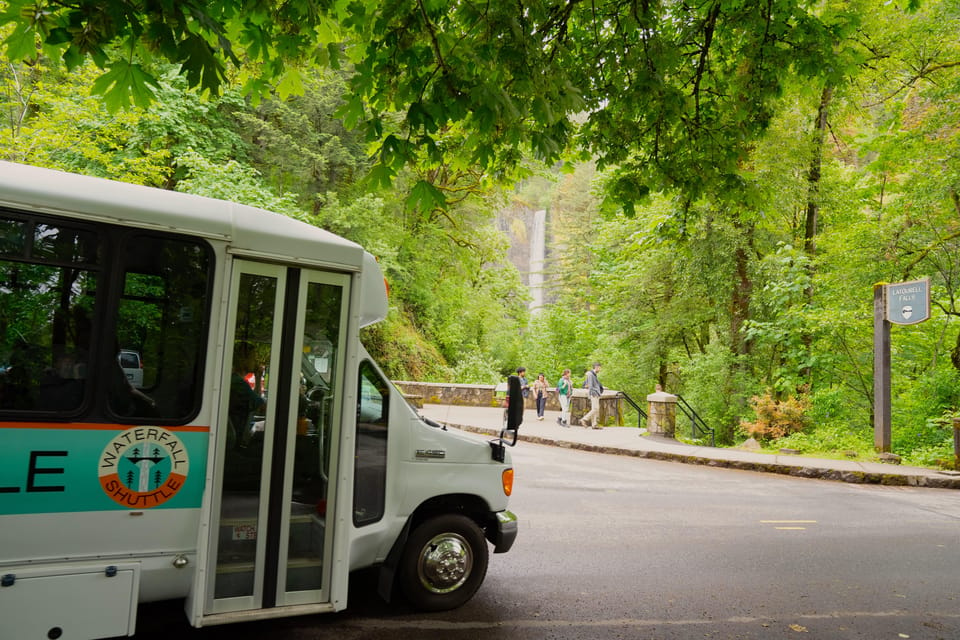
[398,514,489,611]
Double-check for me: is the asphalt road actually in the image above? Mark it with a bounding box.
[135,441,960,639]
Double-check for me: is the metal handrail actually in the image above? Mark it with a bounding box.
[618,391,647,429]
[675,394,715,447]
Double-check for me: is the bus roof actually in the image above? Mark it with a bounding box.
[0,161,365,271]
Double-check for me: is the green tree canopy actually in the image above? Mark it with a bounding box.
[3,0,846,205]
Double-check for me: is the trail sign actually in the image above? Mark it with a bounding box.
[874,277,932,452]
[885,278,930,325]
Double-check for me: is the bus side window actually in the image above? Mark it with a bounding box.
[0,215,97,414]
[0,214,211,425]
[107,234,212,423]
[354,361,389,526]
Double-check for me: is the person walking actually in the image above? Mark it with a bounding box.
[556,368,573,427]
[516,367,530,399]
[581,362,603,429]
[532,373,549,420]
[515,366,530,415]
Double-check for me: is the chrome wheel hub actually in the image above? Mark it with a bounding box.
[417,532,473,594]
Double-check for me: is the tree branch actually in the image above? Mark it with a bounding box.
[900,218,960,281]
[691,1,722,126]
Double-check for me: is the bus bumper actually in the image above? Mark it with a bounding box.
[492,510,518,553]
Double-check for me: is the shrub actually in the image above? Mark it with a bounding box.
[678,342,756,445]
[451,349,503,385]
[775,423,872,456]
[740,392,811,441]
[807,384,869,431]
[902,441,956,469]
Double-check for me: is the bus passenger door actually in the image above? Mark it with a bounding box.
[194,261,350,621]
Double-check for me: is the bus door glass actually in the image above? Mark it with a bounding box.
[206,261,349,615]
[279,271,349,604]
[209,262,284,613]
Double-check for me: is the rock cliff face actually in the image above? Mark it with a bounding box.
[497,203,533,286]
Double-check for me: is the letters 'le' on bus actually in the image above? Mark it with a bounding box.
[0,162,518,639]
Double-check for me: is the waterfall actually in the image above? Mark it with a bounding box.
[529,209,546,314]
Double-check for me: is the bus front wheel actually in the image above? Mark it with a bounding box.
[398,514,489,611]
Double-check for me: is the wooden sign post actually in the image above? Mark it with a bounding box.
[873,278,930,452]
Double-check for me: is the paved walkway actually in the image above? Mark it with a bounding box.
[419,403,960,490]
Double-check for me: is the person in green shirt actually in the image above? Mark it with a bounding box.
[556,368,573,427]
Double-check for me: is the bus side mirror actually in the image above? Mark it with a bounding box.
[490,376,523,462]
[491,375,524,461]
[506,375,523,431]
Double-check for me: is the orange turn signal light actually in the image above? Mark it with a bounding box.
[502,468,514,496]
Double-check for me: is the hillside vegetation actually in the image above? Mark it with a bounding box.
[3,0,960,467]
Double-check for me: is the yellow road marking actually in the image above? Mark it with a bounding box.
[760,520,817,524]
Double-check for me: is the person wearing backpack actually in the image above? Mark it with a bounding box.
[581,362,603,429]
[555,368,573,427]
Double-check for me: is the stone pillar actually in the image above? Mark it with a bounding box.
[647,390,677,437]
[953,417,960,470]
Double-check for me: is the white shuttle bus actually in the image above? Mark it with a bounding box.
[0,162,518,639]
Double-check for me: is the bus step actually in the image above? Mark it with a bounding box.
[215,556,323,575]
[213,556,324,598]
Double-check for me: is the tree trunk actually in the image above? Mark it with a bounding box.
[804,84,833,260]
[730,222,754,358]
[951,330,960,373]
[799,84,833,384]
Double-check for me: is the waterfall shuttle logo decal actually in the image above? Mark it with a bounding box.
[99,426,190,508]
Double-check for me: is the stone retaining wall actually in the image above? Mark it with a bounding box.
[393,381,501,407]
[393,380,624,426]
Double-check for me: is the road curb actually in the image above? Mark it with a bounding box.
[450,423,960,490]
